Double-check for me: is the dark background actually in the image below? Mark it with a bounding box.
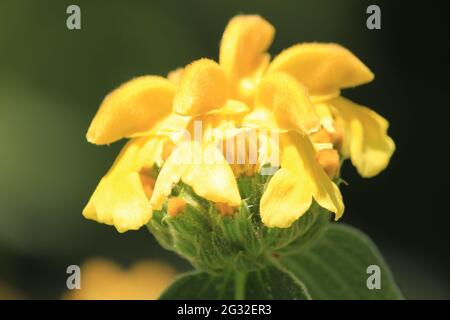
[0,0,448,299]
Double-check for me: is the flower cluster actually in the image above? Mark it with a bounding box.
[83,15,394,237]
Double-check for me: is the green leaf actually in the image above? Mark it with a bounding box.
[280,224,403,299]
[159,265,311,300]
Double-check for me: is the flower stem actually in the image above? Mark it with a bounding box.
[234,271,247,300]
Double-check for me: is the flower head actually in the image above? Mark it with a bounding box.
[83,14,394,247]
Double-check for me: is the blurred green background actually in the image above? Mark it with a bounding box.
[1,0,449,299]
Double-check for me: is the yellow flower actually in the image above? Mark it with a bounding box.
[83,14,394,233]
[240,71,344,227]
[327,97,395,177]
[219,15,274,104]
[83,60,245,232]
[63,259,177,300]
[268,43,395,177]
[83,136,170,232]
[86,76,186,145]
[228,18,344,228]
[150,140,241,210]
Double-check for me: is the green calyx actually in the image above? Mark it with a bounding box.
[147,171,403,300]
[147,172,330,274]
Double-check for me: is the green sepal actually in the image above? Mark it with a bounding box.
[147,173,329,273]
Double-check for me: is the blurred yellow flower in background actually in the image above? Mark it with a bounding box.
[64,259,177,300]
[0,280,24,300]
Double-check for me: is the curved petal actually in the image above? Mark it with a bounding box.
[149,142,186,209]
[260,131,343,228]
[220,15,274,78]
[268,43,374,97]
[219,15,275,102]
[241,108,280,131]
[315,103,335,133]
[83,172,152,233]
[87,76,176,145]
[150,141,241,210]
[185,111,244,147]
[133,112,191,141]
[260,168,313,228]
[330,97,395,178]
[173,59,229,116]
[83,136,169,232]
[257,128,280,169]
[280,132,344,220]
[243,72,319,133]
[184,143,241,206]
[208,99,249,115]
[167,67,184,85]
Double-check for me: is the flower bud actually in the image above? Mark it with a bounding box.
[147,173,330,273]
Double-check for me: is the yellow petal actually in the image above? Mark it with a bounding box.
[150,141,241,210]
[260,168,313,228]
[167,67,184,85]
[173,59,228,116]
[330,97,395,177]
[87,76,176,145]
[183,143,241,206]
[186,112,243,146]
[83,173,152,233]
[136,135,173,168]
[257,128,280,169]
[220,15,274,78]
[149,142,186,209]
[219,15,275,102]
[244,72,319,133]
[261,132,344,227]
[208,99,249,115]
[280,132,344,220]
[268,43,374,97]
[83,136,168,232]
[132,112,191,140]
[315,103,335,133]
[260,131,344,228]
